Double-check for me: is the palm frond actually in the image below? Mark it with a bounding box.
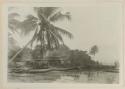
[34,7,59,19]
[49,11,71,22]
[47,28,64,44]
[43,7,59,19]
[26,15,38,21]
[52,25,73,39]
[20,15,38,35]
[49,33,60,49]
[46,30,60,49]
[49,27,64,43]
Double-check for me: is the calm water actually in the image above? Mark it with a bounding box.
[8,70,119,84]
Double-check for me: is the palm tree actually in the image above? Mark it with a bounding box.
[89,45,98,56]
[9,7,73,63]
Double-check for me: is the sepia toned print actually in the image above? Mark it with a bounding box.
[8,6,122,84]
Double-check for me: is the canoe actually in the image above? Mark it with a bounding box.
[104,69,119,73]
[9,67,76,73]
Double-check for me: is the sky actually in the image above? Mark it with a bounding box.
[8,3,123,65]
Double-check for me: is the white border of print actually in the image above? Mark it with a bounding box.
[1,0,125,89]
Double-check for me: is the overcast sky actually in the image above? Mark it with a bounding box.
[9,3,123,65]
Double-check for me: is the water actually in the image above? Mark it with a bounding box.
[8,70,119,84]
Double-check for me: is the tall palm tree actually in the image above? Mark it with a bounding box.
[9,7,73,63]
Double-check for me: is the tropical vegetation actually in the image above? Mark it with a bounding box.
[8,7,118,73]
[8,7,73,63]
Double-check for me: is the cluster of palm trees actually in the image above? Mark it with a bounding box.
[8,7,73,63]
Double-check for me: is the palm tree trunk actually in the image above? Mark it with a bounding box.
[9,26,39,64]
[9,39,32,63]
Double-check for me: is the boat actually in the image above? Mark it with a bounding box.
[9,67,76,73]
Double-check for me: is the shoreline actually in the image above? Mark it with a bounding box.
[9,67,119,73]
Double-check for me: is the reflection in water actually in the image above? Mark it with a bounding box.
[8,70,119,84]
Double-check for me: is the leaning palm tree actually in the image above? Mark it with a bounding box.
[9,7,73,63]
